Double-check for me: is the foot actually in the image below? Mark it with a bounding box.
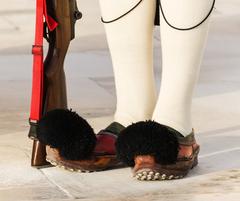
[45,145,124,172]
[116,120,200,181]
[37,109,126,172]
[94,121,125,156]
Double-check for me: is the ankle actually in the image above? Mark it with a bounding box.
[114,112,153,127]
[151,116,192,137]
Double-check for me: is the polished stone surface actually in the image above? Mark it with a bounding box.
[0,125,240,201]
[0,0,240,200]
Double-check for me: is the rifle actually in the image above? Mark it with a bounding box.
[29,0,82,167]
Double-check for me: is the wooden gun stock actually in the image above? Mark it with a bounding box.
[31,0,81,167]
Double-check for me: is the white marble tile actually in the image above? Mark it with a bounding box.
[64,52,114,78]
[41,167,240,201]
[0,0,34,12]
[0,134,70,201]
[0,186,69,201]
[1,122,239,201]
[67,77,115,117]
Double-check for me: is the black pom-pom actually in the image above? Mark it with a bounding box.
[37,109,96,160]
[116,120,180,167]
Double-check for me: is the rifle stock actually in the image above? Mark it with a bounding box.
[31,0,81,167]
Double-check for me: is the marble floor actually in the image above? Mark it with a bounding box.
[0,0,240,200]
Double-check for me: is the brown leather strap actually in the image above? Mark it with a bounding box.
[177,131,196,146]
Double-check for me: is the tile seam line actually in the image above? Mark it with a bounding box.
[38,169,75,199]
[0,10,34,16]
[199,147,240,158]
[198,125,240,136]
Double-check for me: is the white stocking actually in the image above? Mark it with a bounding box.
[152,0,213,136]
[99,0,157,127]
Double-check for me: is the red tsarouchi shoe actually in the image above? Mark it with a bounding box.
[116,120,200,181]
[37,109,126,172]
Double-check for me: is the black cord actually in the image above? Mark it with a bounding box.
[101,0,143,23]
[101,0,215,31]
[159,0,216,31]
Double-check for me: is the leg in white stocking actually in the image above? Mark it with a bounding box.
[99,0,157,127]
[152,0,213,136]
